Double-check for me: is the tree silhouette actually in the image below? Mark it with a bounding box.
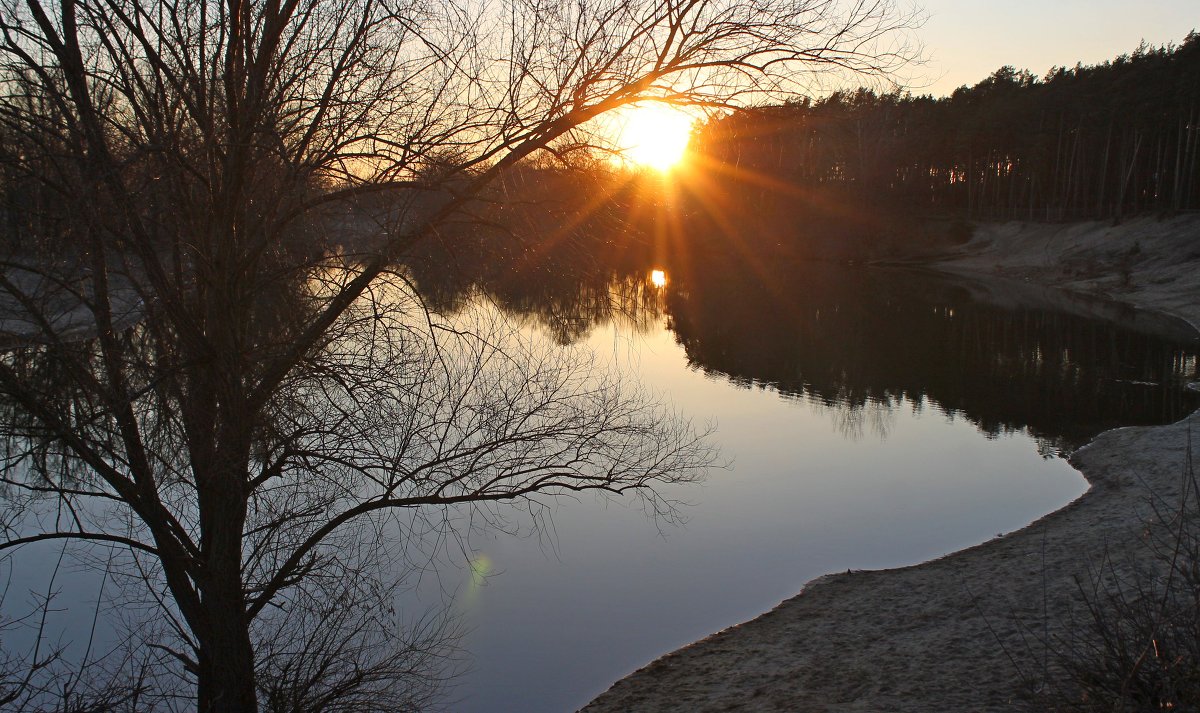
[0,0,919,709]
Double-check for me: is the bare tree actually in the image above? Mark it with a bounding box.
[0,0,917,709]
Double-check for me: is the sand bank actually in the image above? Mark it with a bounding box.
[581,215,1200,712]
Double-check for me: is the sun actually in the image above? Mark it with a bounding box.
[618,103,695,171]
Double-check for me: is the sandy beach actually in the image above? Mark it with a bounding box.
[581,215,1200,712]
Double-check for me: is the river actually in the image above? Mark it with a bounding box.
[398,254,1200,713]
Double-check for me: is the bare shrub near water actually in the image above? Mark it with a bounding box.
[1045,434,1200,711]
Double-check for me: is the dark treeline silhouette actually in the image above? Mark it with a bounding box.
[690,32,1200,223]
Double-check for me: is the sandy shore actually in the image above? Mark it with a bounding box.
[581,215,1200,712]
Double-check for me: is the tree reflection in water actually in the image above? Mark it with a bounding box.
[409,234,1199,456]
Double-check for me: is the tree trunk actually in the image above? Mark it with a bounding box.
[1115,130,1143,222]
[1188,106,1200,209]
[197,587,258,713]
[1097,116,1113,216]
[195,448,257,713]
[1173,113,1186,212]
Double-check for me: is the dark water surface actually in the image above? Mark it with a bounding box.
[6,251,1195,713]
[403,253,1199,713]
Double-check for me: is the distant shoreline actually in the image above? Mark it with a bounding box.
[581,215,1200,712]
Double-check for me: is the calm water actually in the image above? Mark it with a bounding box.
[4,252,1197,713]
[401,254,1200,713]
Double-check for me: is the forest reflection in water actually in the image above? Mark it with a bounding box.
[408,242,1200,457]
[395,235,1200,713]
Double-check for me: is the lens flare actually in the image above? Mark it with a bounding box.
[469,554,491,589]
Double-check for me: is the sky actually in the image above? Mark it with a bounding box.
[910,0,1197,96]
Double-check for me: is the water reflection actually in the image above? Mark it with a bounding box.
[402,232,1199,713]
[665,262,1199,453]
[408,240,1199,456]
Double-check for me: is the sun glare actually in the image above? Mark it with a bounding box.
[620,104,694,171]
[650,269,667,287]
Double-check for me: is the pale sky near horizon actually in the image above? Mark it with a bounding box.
[909,0,1197,96]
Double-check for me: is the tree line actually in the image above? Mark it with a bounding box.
[689,32,1200,222]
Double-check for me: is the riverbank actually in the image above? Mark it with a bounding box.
[581,215,1200,712]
